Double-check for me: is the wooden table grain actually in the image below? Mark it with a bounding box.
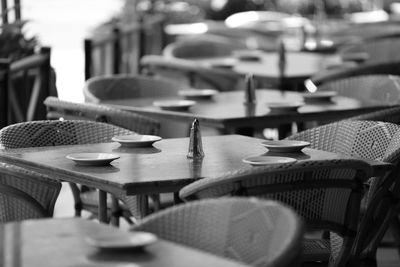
[103,89,394,135]
[0,218,249,267]
[0,135,391,222]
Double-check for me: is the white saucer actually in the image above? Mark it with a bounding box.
[242,156,297,166]
[302,91,337,102]
[261,140,310,153]
[66,153,120,166]
[112,134,162,148]
[85,231,157,250]
[267,102,303,113]
[178,89,218,100]
[153,100,196,111]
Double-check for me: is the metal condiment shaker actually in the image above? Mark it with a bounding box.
[244,73,256,104]
[187,118,205,159]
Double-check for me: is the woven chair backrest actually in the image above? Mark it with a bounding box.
[133,197,303,267]
[44,96,160,135]
[179,160,372,266]
[0,162,61,222]
[83,74,184,103]
[349,106,400,125]
[316,75,400,105]
[0,120,132,149]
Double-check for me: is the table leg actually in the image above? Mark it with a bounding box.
[98,190,108,224]
[110,196,120,227]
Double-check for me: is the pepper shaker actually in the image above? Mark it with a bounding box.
[187,118,205,159]
[244,73,256,104]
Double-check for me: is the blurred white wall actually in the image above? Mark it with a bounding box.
[22,0,124,102]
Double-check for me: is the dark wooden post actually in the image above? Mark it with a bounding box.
[84,39,93,80]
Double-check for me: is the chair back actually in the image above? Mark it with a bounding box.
[83,74,185,103]
[0,120,132,149]
[0,47,55,128]
[339,35,400,65]
[348,106,400,124]
[180,159,372,266]
[310,62,400,86]
[44,96,160,135]
[141,55,244,91]
[0,162,61,222]
[315,75,400,105]
[133,197,303,267]
[163,35,246,59]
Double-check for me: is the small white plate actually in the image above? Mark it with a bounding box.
[66,153,120,166]
[85,231,158,250]
[261,140,310,153]
[178,89,218,100]
[267,102,303,113]
[302,91,337,102]
[153,100,196,111]
[242,156,297,166]
[112,134,162,148]
[210,61,235,69]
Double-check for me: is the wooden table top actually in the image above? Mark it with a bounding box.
[104,89,393,131]
[194,51,342,82]
[0,218,248,267]
[0,135,390,197]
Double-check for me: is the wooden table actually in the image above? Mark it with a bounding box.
[103,89,394,136]
[0,218,249,267]
[0,135,391,223]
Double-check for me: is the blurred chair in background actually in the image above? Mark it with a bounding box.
[133,197,304,267]
[44,96,160,135]
[141,54,244,91]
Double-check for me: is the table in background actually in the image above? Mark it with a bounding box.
[0,135,390,223]
[195,51,342,90]
[104,89,394,137]
[0,218,248,267]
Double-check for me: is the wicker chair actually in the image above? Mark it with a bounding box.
[349,106,400,124]
[0,162,61,222]
[141,54,244,92]
[313,75,400,105]
[180,159,373,267]
[133,197,304,267]
[286,120,400,266]
[339,35,400,65]
[0,120,150,224]
[83,74,185,104]
[162,35,247,59]
[310,62,400,86]
[44,96,160,135]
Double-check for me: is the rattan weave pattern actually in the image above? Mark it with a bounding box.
[0,120,146,219]
[349,106,400,125]
[44,96,160,135]
[83,74,185,103]
[287,120,400,265]
[133,197,303,267]
[317,75,400,105]
[179,159,372,267]
[0,162,61,222]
